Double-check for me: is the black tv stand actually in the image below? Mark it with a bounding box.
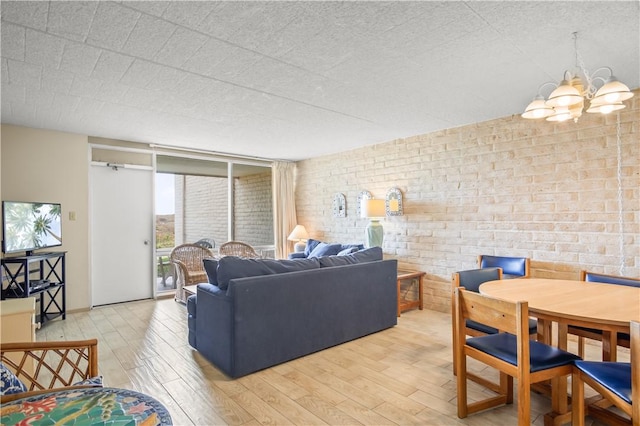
[1,252,66,325]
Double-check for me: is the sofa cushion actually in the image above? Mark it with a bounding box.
[202,258,218,285]
[319,247,383,267]
[307,242,343,258]
[217,257,321,290]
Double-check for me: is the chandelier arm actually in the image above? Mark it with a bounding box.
[536,81,559,98]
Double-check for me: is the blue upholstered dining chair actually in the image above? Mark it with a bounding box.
[572,321,639,425]
[568,271,640,361]
[478,254,530,278]
[451,267,539,380]
[453,288,580,425]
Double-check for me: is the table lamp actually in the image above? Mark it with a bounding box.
[361,199,385,248]
[288,225,309,252]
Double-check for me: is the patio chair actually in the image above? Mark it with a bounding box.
[568,271,640,361]
[453,287,580,425]
[572,321,639,425]
[1,339,99,403]
[170,243,214,303]
[219,241,261,258]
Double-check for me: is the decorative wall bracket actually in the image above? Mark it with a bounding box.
[332,193,346,217]
[385,187,403,216]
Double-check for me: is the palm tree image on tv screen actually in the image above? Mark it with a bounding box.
[3,202,62,254]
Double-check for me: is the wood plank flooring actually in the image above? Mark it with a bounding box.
[37,299,627,425]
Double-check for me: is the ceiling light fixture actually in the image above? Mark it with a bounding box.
[522,32,634,123]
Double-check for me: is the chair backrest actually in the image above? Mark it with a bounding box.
[580,270,640,288]
[478,255,530,278]
[1,339,99,392]
[194,238,215,249]
[452,267,503,294]
[219,241,260,258]
[454,287,525,337]
[170,243,214,272]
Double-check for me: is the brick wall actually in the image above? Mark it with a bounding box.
[295,91,639,313]
[234,171,273,245]
[174,171,273,248]
[175,175,228,246]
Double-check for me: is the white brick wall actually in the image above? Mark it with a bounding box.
[174,172,273,248]
[295,91,639,312]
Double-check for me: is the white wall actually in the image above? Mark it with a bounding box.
[1,124,90,311]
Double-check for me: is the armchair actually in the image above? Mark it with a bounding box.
[1,339,99,404]
[170,243,214,303]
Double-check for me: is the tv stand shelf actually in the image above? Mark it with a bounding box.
[1,252,66,325]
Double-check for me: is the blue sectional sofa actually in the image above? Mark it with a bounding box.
[187,248,397,378]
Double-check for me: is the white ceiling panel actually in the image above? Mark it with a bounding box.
[1,1,638,161]
[47,1,98,42]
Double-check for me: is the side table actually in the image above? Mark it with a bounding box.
[397,270,425,316]
[183,285,198,300]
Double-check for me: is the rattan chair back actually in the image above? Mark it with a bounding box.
[219,241,261,258]
[1,339,99,403]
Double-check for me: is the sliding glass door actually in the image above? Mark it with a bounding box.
[154,155,273,293]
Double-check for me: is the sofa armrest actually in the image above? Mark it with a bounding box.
[194,284,234,375]
[288,252,307,259]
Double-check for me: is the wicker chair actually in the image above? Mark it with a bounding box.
[219,241,261,258]
[170,243,214,303]
[1,339,99,403]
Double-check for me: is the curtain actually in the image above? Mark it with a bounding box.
[272,161,297,259]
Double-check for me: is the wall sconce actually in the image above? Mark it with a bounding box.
[332,193,346,217]
[385,187,403,216]
[361,199,385,248]
[288,225,309,252]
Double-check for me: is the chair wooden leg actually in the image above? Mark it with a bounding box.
[572,371,585,426]
[577,336,585,359]
[456,351,468,418]
[517,375,531,425]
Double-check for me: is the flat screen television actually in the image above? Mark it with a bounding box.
[2,201,62,256]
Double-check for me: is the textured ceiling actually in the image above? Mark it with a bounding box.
[1,1,638,161]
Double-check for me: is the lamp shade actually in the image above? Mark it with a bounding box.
[522,96,554,119]
[361,199,385,218]
[592,77,634,104]
[545,80,582,107]
[287,225,309,241]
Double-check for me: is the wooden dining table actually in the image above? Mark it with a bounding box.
[479,278,640,426]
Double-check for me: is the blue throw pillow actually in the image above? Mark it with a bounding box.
[337,247,358,256]
[307,242,343,258]
[340,243,365,252]
[319,247,384,267]
[304,239,322,257]
[73,375,104,387]
[202,258,218,285]
[0,362,27,395]
[216,257,321,290]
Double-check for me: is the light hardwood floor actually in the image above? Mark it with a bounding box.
[38,299,626,425]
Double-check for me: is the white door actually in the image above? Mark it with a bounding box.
[91,164,154,306]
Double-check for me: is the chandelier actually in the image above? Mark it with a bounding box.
[522,32,634,122]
